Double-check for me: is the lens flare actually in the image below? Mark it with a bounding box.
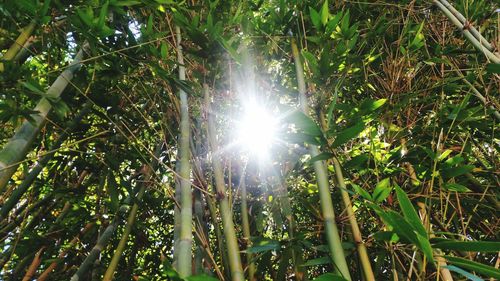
[236,101,277,159]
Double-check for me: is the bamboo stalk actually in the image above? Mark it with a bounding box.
[102,144,162,281]
[437,0,494,52]
[173,25,193,278]
[240,176,256,281]
[37,222,95,281]
[205,83,245,281]
[0,103,92,219]
[434,0,500,63]
[290,38,351,280]
[331,158,375,281]
[0,21,36,72]
[21,246,45,281]
[0,43,89,192]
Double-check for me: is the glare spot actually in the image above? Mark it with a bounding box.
[236,100,277,159]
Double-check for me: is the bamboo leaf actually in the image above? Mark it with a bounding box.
[332,120,364,148]
[485,63,500,74]
[308,152,333,164]
[395,185,427,237]
[303,256,331,267]
[443,265,484,281]
[320,0,329,26]
[287,111,323,137]
[186,274,220,281]
[445,256,500,279]
[312,273,347,281]
[434,241,500,253]
[373,178,391,203]
[309,7,321,30]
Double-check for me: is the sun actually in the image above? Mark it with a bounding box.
[236,100,277,159]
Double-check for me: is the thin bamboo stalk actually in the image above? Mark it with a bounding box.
[291,38,352,280]
[102,144,162,281]
[434,0,500,63]
[240,176,256,281]
[331,158,375,281]
[0,43,89,192]
[437,0,494,51]
[37,222,95,281]
[205,83,244,281]
[0,21,36,72]
[21,246,45,281]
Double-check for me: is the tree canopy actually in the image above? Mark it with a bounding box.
[0,0,499,280]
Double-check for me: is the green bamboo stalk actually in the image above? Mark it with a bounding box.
[291,38,351,280]
[275,179,307,281]
[0,103,92,220]
[0,21,36,72]
[70,214,121,281]
[173,25,193,278]
[434,0,500,63]
[331,158,375,281]
[240,176,256,281]
[205,83,244,281]
[0,43,88,193]
[102,144,162,281]
[437,0,494,52]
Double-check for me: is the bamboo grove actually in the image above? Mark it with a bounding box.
[0,0,499,280]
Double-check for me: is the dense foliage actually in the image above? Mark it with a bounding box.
[0,0,499,280]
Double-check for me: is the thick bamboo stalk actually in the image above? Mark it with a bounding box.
[0,21,36,72]
[0,43,88,192]
[205,83,244,281]
[434,0,500,63]
[173,25,193,278]
[291,38,351,280]
[0,103,92,219]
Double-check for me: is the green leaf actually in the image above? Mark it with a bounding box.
[160,42,168,59]
[313,273,347,281]
[78,7,94,27]
[320,0,329,26]
[303,256,331,267]
[98,1,109,30]
[22,81,45,96]
[373,178,391,203]
[485,63,500,74]
[246,239,280,254]
[352,184,372,201]
[287,111,323,137]
[302,50,319,75]
[111,0,142,6]
[309,7,321,30]
[332,120,364,148]
[359,98,387,113]
[438,149,453,161]
[442,165,474,178]
[434,241,500,253]
[395,185,427,237]
[445,256,500,279]
[308,152,333,164]
[443,265,484,281]
[186,274,220,281]
[40,0,51,17]
[443,183,471,192]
